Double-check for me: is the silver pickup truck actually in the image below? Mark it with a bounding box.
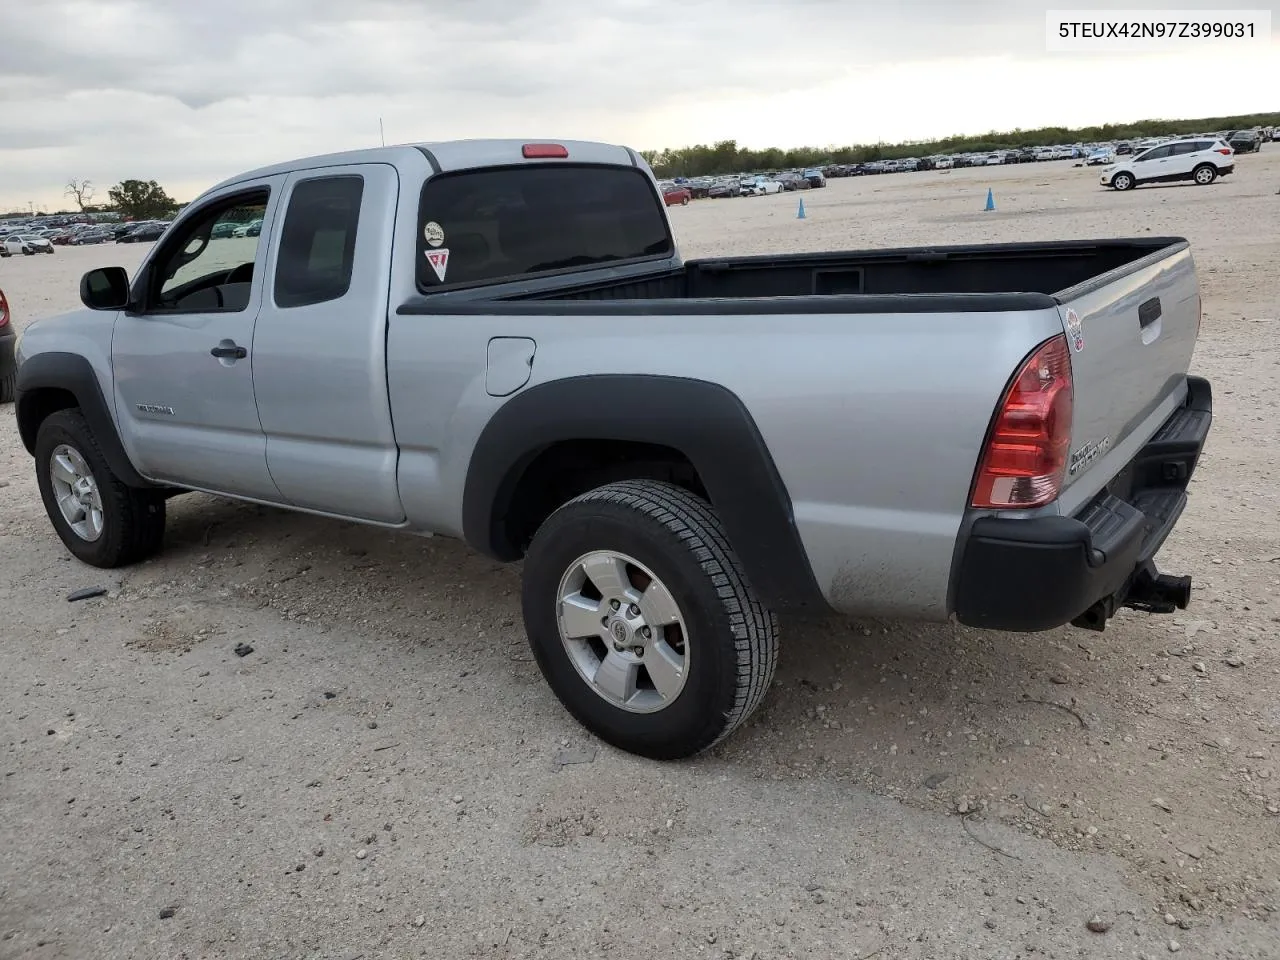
[15,139,1213,759]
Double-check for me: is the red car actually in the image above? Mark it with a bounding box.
[1,287,15,403]
[661,184,692,206]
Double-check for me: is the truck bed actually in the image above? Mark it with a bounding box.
[519,238,1184,304]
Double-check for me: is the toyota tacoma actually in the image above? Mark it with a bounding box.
[15,139,1212,759]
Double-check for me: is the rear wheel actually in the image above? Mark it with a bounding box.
[34,409,166,567]
[1112,171,1135,191]
[1193,164,1217,186]
[0,371,14,404]
[521,480,778,760]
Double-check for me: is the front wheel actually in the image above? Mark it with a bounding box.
[1193,164,1217,185]
[34,409,167,567]
[1112,171,1135,191]
[521,480,779,760]
[681,197,689,206]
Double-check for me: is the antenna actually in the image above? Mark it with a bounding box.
[379,117,385,147]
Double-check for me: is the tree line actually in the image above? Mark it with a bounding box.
[639,110,1280,178]
[2,178,179,221]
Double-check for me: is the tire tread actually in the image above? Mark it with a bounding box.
[36,409,165,567]
[558,480,779,752]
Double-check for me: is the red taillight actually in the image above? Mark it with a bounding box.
[970,335,1074,509]
[1216,147,1232,155]
[522,143,568,159]
[0,290,9,329]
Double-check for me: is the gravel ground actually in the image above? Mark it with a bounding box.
[2,152,1278,960]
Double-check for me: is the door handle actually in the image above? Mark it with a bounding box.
[210,343,247,359]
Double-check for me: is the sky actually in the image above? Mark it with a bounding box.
[1,0,1276,210]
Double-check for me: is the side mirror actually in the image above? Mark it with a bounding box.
[80,267,131,311]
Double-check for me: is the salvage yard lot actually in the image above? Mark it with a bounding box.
[2,152,1278,959]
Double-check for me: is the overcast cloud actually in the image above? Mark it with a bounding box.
[1,0,1276,208]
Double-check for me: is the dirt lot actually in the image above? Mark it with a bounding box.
[2,153,1278,960]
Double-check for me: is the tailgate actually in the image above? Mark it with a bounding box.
[1055,241,1200,497]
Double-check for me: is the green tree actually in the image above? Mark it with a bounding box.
[107,179,176,220]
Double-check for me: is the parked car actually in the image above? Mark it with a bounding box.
[739,175,784,196]
[1099,138,1234,191]
[706,178,738,199]
[660,183,692,206]
[1,235,55,256]
[70,230,114,246]
[0,286,13,402]
[1085,148,1114,166]
[1223,130,1261,154]
[14,138,1212,761]
[802,169,826,188]
[117,222,167,243]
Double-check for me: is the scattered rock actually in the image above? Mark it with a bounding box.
[413,914,426,928]
[1086,914,1112,933]
[158,907,176,920]
[1225,657,1244,668]
[1193,662,1206,674]
[452,795,463,804]
[923,772,952,790]
[1175,842,1203,861]
[1164,913,1177,925]
[1168,940,1181,953]
[355,848,368,860]
[233,643,254,657]
[552,746,597,768]
[955,797,970,814]
[1156,674,1174,684]
[1049,675,1069,685]
[985,919,997,930]
[67,587,108,603]
[313,847,324,857]
[1152,798,1172,813]
[1177,919,1192,931]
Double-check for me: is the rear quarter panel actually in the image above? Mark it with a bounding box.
[387,305,1067,620]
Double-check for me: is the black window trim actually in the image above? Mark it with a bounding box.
[131,186,272,316]
[413,162,675,296]
[273,172,366,310]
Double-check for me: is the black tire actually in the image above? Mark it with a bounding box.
[23,248,34,256]
[521,480,779,760]
[1112,171,1135,191]
[1192,163,1217,186]
[0,371,14,404]
[34,409,166,567]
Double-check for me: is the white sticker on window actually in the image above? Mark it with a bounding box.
[423,221,445,248]
[425,248,450,283]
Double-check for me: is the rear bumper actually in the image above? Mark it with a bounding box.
[951,376,1212,632]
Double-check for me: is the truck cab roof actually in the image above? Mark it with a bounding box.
[210,139,647,194]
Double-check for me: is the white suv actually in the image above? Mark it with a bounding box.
[1100,138,1234,191]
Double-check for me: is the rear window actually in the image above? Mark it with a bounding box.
[415,165,673,290]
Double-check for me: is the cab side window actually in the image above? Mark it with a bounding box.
[149,192,269,313]
[273,176,364,309]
